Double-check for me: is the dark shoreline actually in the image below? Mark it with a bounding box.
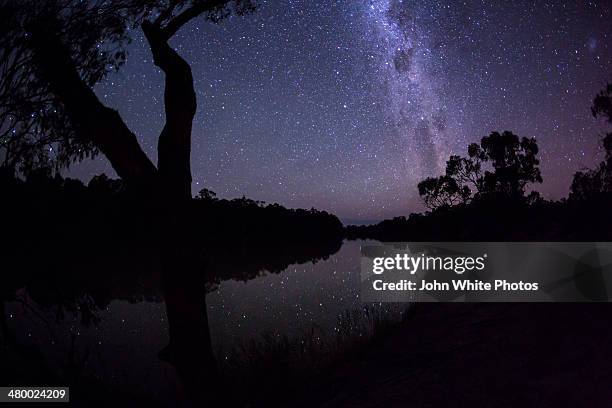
[292,302,612,407]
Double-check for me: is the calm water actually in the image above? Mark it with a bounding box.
[3,239,405,403]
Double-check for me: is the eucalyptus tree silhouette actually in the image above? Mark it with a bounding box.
[0,0,255,201]
[418,131,542,210]
[570,83,612,201]
[592,83,612,123]
[0,1,257,403]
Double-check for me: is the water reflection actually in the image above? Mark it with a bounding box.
[1,238,400,405]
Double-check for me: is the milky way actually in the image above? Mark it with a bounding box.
[70,0,611,221]
[365,0,449,177]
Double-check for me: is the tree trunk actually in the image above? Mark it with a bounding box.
[160,248,221,405]
[32,20,218,402]
[143,22,196,201]
[142,23,220,402]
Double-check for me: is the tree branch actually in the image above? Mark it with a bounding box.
[160,0,229,41]
[29,28,158,188]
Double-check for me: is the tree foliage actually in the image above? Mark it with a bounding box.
[0,0,255,181]
[196,187,218,201]
[570,83,612,200]
[417,175,470,210]
[0,0,147,173]
[418,131,543,210]
[591,83,612,123]
[477,131,542,198]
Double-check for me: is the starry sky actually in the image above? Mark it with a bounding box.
[69,0,612,222]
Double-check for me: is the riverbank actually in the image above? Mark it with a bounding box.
[291,303,612,407]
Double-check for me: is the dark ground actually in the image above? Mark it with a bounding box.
[295,303,612,407]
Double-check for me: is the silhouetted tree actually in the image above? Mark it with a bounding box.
[525,190,544,206]
[592,83,612,123]
[417,175,470,210]
[196,187,218,201]
[570,167,611,201]
[0,0,255,200]
[570,83,612,200]
[445,151,484,192]
[476,131,542,198]
[418,131,542,210]
[0,2,259,402]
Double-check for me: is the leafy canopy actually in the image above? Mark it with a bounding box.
[418,131,543,210]
[570,83,612,200]
[0,0,255,175]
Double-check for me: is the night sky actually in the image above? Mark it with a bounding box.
[69,0,612,222]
